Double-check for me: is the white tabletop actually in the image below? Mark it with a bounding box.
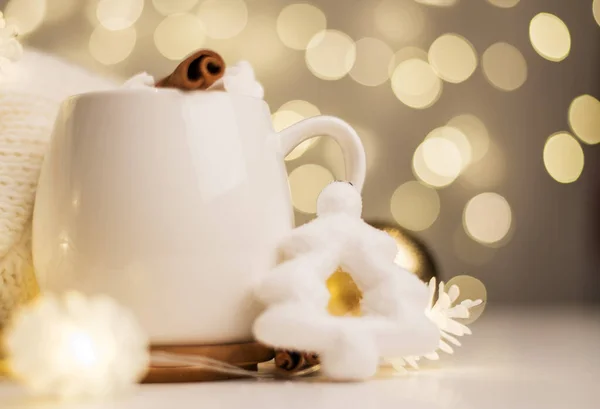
[0,307,597,409]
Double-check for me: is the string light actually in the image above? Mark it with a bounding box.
[428,34,477,84]
[276,4,326,50]
[568,95,600,145]
[374,0,425,43]
[482,42,527,91]
[350,37,394,87]
[529,13,571,62]
[543,132,584,184]
[487,0,519,8]
[154,13,205,61]
[4,0,46,35]
[288,164,334,214]
[196,0,248,40]
[391,58,442,109]
[96,0,143,31]
[152,0,197,16]
[447,114,490,163]
[305,29,356,81]
[463,192,512,245]
[89,26,136,65]
[390,181,440,231]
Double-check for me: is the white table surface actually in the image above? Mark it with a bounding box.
[0,307,597,409]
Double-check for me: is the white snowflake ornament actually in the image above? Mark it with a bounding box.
[4,292,149,400]
[253,182,440,380]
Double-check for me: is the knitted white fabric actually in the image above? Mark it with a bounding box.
[0,48,116,327]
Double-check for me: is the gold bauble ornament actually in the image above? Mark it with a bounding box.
[326,222,438,316]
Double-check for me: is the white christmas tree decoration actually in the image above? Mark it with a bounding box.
[387,277,483,371]
[253,182,440,380]
[4,291,149,400]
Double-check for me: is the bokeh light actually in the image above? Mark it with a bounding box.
[447,114,490,163]
[412,136,462,187]
[375,0,425,43]
[464,192,512,245]
[89,26,136,65]
[446,275,487,324]
[305,29,356,80]
[154,13,205,61]
[391,58,442,109]
[350,37,394,87]
[45,0,78,24]
[415,0,457,6]
[288,164,334,214]
[543,132,584,184]
[428,34,477,83]
[276,3,326,50]
[482,42,527,91]
[425,126,472,170]
[272,102,321,161]
[388,46,428,76]
[4,0,46,35]
[595,0,600,27]
[568,94,600,145]
[529,13,571,62]
[390,181,440,231]
[413,141,457,188]
[96,0,143,31]
[196,0,247,40]
[487,0,519,8]
[152,0,197,16]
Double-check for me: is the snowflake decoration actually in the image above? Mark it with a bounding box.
[387,277,484,372]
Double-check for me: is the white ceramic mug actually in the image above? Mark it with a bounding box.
[33,89,365,345]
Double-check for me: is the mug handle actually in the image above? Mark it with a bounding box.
[278,116,367,192]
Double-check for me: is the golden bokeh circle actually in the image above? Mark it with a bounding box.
[288,164,334,214]
[447,114,490,163]
[278,100,321,118]
[305,29,356,80]
[415,0,457,5]
[196,0,248,39]
[446,275,487,324]
[428,33,477,83]
[152,0,197,16]
[568,94,600,145]
[89,26,136,65]
[154,13,206,61]
[388,46,428,76]
[96,0,143,31]
[277,3,326,50]
[543,132,584,184]
[390,181,441,231]
[482,42,527,91]
[425,126,472,170]
[350,37,394,87]
[595,0,600,27]
[487,0,519,8]
[391,58,442,109]
[412,140,458,188]
[463,192,512,245]
[4,0,46,35]
[529,13,571,62]
[375,0,425,43]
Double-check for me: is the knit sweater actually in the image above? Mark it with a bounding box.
[0,48,116,327]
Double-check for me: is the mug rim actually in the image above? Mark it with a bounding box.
[68,88,269,107]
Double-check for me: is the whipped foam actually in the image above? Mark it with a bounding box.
[209,61,264,99]
[122,61,264,99]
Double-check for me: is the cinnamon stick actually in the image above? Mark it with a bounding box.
[155,49,225,91]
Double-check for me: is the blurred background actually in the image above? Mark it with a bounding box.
[3,0,599,305]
